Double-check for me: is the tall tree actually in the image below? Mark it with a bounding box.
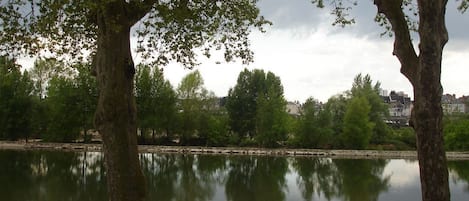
[74,63,98,142]
[135,64,176,143]
[349,74,389,144]
[150,67,177,142]
[226,69,288,146]
[0,1,269,200]
[135,66,154,143]
[176,70,211,144]
[255,72,288,147]
[325,94,348,142]
[30,58,70,99]
[310,1,469,200]
[294,97,333,148]
[45,76,82,142]
[0,57,34,140]
[342,96,374,149]
[226,69,265,140]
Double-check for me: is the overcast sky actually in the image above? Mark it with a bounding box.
[154,0,469,102]
[18,0,469,103]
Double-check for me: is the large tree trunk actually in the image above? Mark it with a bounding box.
[94,3,146,201]
[413,1,450,201]
[374,1,450,201]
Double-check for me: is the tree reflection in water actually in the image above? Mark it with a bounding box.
[140,154,226,201]
[292,157,390,201]
[225,156,288,201]
[334,159,390,201]
[2,151,469,201]
[0,150,106,201]
[448,160,469,191]
[292,158,339,201]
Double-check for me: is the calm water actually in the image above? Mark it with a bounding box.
[0,150,468,201]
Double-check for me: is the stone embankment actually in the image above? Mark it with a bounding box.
[1,141,469,160]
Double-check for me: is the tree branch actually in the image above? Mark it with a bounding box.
[373,0,418,86]
[126,0,159,25]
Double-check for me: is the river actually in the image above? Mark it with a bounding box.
[0,150,468,201]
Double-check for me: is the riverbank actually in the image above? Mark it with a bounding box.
[1,141,469,160]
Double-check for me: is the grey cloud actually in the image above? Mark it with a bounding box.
[257,0,469,42]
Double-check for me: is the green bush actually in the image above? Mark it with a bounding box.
[444,119,469,151]
[390,127,416,149]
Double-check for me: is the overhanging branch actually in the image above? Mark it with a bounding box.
[374,0,418,86]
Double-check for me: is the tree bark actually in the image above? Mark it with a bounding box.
[94,2,146,201]
[414,1,450,201]
[374,1,450,201]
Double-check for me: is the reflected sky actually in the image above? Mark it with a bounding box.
[0,151,468,201]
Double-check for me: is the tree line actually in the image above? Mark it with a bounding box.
[1,56,468,150]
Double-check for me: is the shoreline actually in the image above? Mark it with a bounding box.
[1,141,469,160]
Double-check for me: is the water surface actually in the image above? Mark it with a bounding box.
[0,150,468,201]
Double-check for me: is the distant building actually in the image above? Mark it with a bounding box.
[381,90,413,126]
[442,94,467,114]
[286,101,301,116]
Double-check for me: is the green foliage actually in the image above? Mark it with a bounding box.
[293,97,333,148]
[176,70,211,144]
[341,97,374,149]
[349,74,390,144]
[73,63,98,142]
[198,111,230,147]
[324,94,348,141]
[31,61,97,142]
[226,69,261,139]
[255,82,289,147]
[0,57,34,140]
[29,58,71,98]
[444,117,469,151]
[226,69,288,147]
[135,64,177,143]
[44,76,81,142]
[390,127,416,149]
[0,1,270,67]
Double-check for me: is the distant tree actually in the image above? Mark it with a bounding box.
[0,57,34,140]
[29,58,72,139]
[135,66,154,143]
[341,97,374,149]
[227,69,288,146]
[294,97,333,148]
[136,64,177,144]
[176,70,211,144]
[226,69,266,140]
[197,94,230,146]
[74,63,98,142]
[324,94,348,143]
[255,72,289,147]
[29,59,71,99]
[151,67,177,142]
[44,76,81,142]
[349,74,389,144]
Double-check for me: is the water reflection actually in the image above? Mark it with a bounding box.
[225,156,288,201]
[291,158,389,201]
[0,150,106,201]
[1,150,469,201]
[449,160,469,191]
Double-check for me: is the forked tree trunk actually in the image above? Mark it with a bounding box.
[94,3,146,201]
[374,1,450,201]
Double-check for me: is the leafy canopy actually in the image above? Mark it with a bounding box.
[0,0,270,67]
